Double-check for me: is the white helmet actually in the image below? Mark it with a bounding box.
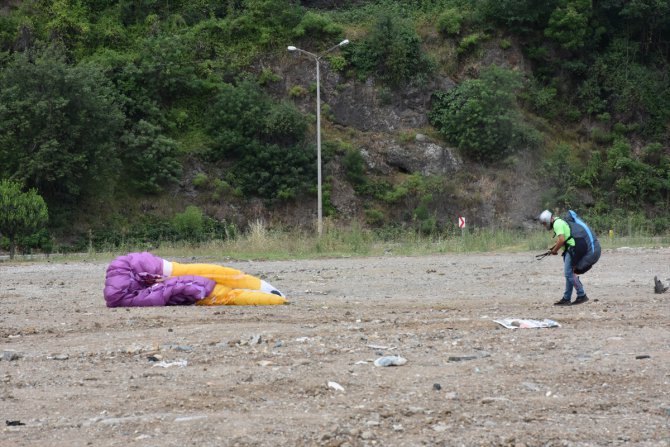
[538,210,552,228]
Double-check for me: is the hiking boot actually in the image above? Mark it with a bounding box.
[554,298,571,306]
[572,295,589,305]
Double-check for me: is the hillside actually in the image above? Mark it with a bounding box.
[0,1,668,251]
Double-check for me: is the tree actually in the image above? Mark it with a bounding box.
[544,0,592,51]
[0,180,49,260]
[0,45,124,208]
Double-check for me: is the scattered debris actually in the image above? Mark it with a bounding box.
[2,350,21,361]
[447,352,490,362]
[373,355,407,367]
[174,415,207,422]
[173,345,193,352]
[654,276,668,294]
[328,381,345,392]
[494,318,561,329]
[635,355,651,360]
[366,344,395,350]
[152,359,188,368]
[5,420,25,426]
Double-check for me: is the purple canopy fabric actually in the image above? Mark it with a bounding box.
[103,252,215,307]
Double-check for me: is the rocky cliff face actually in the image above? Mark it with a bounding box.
[251,38,545,231]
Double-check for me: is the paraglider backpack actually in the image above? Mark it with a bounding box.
[560,210,602,274]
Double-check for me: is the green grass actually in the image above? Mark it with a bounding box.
[5,221,669,263]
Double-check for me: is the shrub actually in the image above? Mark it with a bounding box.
[263,101,308,146]
[258,68,280,85]
[590,127,615,145]
[192,172,209,189]
[437,8,464,36]
[292,10,343,39]
[458,32,483,54]
[430,65,541,162]
[172,206,205,241]
[541,144,580,207]
[345,13,434,87]
[288,85,308,97]
[365,208,385,226]
[342,148,366,186]
[326,54,347,72]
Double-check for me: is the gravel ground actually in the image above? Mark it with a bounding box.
[1,248,669,446]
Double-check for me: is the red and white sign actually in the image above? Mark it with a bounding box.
[458,216,466,229]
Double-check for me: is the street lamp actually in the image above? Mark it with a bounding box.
[287,39,349,236]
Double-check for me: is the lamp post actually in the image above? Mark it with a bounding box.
[287,39,349,237]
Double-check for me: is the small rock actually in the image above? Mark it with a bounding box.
[360,431,375,440]
[2,350,21,361]
[125,345,143,354]
[481,397,510,404]
[444,392,459,400]
[373,355,407,367]
[448,355,478,362]
[521,382,541,392]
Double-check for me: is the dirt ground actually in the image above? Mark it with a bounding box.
[1,248,669,447]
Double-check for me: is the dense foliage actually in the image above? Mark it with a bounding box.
[345,12,434,86]
[430,66,541,162]
[0,0,668,251]
[0,46,124,203]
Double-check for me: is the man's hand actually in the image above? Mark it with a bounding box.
[551,234,566,255]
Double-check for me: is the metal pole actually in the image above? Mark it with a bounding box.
[287,40,348,237]
[315,57,323,237]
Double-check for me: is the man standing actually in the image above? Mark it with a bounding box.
[538,210,589,306]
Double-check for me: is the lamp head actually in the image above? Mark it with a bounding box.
[287,46,297,51]
[339,39,349,47]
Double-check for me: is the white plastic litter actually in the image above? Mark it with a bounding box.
[152,359,188,368]
[374,355,407,367]
[494,318,560,329]
[328,381,345,391]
